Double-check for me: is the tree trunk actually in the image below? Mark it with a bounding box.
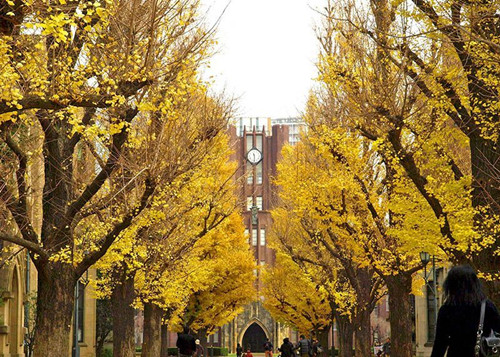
[112,274,136,357]
[198,328,208,356]
[33,265,76,357]
[161,324,169,357]
[353,308,372,357]
[335,314,353,357]
[142,302,162,357]
[386,274,413,357]
[317,329,329,357]
[469,135,500,307]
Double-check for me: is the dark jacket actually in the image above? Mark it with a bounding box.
[264,341,273,351]
[295,339,311,355]
[237,345,243,356]
[196,344,204,357]
[177,333,196,356]
[279,340,294,357]
[431,300,500,357]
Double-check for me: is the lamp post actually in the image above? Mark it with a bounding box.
[73,270,89,357]
[420,251,438,339]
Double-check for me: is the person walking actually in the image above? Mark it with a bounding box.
[237,343,243,357]
[382,337,390,356]
[176,328,196,357]
[295,335,311,357]
[431,265,500,357]
[311,338,322,357]
[195,339,204,357]
[264,338,274,357]
[279,338,294,357]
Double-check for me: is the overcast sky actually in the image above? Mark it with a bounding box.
[201,0,324,119]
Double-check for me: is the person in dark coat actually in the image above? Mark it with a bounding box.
[177,327,196,357]
[264,338,274,357]
[236,343,243,357]
[195,339,204,357]
[295,335,311,357]
[431,265,500,357]
[279,338,294,357]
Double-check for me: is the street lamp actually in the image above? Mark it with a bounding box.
[420,251,438,340]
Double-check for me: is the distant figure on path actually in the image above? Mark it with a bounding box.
[237,343,243,357]
[245,348,253,357]
[279,337,294,357]
[311,338,322,357]
[195,339,204,357]
[177,328,196,357]
[295,335,311,357]
[264,338,274,357]
[382,337,390,356]
[431,265,500,357]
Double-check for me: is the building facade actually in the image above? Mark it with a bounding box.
[218,120,293,353]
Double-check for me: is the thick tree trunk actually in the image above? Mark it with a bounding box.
[33,265,76,357]
[386,274,413,357]
[469,135,500,307]
[112,274,136,357]
[317,329,329,357]
[198,328,208,356]
[335,314,353,357]
[142,302,162,357]
[161,324,169,357]
[353,308,372,357]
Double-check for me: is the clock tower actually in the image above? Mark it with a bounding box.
[216,119,294,353]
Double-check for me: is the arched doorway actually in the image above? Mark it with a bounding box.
[242,323,267,352]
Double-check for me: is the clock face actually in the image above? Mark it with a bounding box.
[247,148,262,165]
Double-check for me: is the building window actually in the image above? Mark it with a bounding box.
[246,135,253,151]
[244,229,249,244]
[260,260,265,266]
[256,135,263,151]
[260,228,266,246]
[256,196,263,210]
[77,281,85,342]
[256,162,263,184]
[252,229,258,246]
[253,269,258,277]
[213,330,219,343]
[247,169,254,184]
[247,197,253,211]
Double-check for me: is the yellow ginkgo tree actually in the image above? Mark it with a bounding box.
[0,0,216,354]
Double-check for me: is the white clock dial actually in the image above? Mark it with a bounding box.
[247,148,262,165]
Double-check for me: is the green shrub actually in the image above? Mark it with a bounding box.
[100,348,113,357]
[168,347,179,355]
[207,347,229,356]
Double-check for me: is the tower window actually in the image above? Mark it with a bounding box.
[252,229,258,246]
[247,197,253,211]
[256,196,263,210]
[256,135,263,151]
[260,229,266,246]
[256,162,263,184]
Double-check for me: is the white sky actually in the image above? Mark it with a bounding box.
[201,0,324,118]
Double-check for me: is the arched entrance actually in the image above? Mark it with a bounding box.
[242,323,267,352]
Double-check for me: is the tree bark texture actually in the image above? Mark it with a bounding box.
[161,324,169,357]
[198,328,208,356]
[33,265,76,357]
[336,314,353,357]
[142,302,162,357]
[386,274,413,357]
[112,274,136,357]
[354,308,372,357]
[317,329,329,357]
